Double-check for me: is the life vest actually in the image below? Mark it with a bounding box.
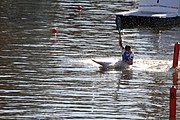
[122,51,133,65]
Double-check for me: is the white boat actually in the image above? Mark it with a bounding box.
[115,0,180,28]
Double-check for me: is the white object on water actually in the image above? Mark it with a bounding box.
[117,0,180,18]
[91,59,129,69]
[115,0,180,28]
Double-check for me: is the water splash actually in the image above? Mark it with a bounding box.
[133,59,172,72]
[81,57,174,73]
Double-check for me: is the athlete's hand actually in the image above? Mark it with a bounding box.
[118,36,123,49]
[118,36,122,42]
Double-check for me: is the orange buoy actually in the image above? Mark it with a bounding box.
[77,5,82,11]
[51,28,57,34]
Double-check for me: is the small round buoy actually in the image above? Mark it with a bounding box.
[51,28,57,34]
[77,5,82,11]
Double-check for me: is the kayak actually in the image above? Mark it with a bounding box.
[92,59,129,69]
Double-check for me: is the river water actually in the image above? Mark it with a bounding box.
[0,0,180,119]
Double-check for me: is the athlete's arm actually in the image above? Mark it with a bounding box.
[125,53,134,65]
[118,37,124,49]
[125,59,133,65]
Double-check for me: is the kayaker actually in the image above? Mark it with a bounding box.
[118,37,134,65]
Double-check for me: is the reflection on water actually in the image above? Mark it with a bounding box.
[0,0,180,119]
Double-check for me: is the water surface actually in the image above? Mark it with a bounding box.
[0,0,180,119]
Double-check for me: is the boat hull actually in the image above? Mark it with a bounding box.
[92,59,129,69]
[116,15,180,29]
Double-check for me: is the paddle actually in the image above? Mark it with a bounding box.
[116,17,123,48]
[116,17,122,39]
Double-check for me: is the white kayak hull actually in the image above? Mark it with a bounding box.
[92,59,129,69]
